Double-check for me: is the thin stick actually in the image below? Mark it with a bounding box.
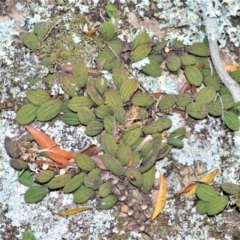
[207,57,213,76]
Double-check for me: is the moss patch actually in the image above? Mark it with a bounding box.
[39,12,97,64]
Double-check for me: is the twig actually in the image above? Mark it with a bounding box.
[205,17,240,102]
[41,24,55,42]
[105,42,119,58]
[205,17,240,149]
[215,93,224,117]
[207,57,213,76]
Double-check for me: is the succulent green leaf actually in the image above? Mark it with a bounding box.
[105,3,119,19]
[223,110,240,131]
[22,32,39,51]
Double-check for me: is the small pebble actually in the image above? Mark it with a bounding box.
[121,204,129,213]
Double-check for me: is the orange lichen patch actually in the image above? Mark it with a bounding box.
[222,62,240,72]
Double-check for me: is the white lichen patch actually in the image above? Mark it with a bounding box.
[131,57,150,70]
[0,19,19,65]
[155,0,240,47]
[62,201,118,240]
[0,113,118,240]
[168,113,232,170]
[157,72,178,94]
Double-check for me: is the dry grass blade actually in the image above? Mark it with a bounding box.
[152,171,167,220]
[57,206,92,217]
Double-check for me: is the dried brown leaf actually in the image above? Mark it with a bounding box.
[7,0,24,29]
[128,12,166,39]
[91,155,107,170]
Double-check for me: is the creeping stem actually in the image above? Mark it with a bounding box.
[205,17,240,148]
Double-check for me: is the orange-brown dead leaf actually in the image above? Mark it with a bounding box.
[222,62,240,72]
[82,27,98,37]
[126,153,134,168]
[126,106,140,127]
[175,182,197,195]
[152,171,167,220]
[73,146,104,164]
[152,92,165,98]
[195,64,206,70]
[185,168,219,198]
[179,82,191,95]
[25,125,74,166]
[191,85,197,95]
[57,59,104,77]
[81,145,104,156]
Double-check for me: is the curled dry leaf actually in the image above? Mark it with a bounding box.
[175,182,196,195]
[126,106,140,127]
[57,59,105,77]
[25,125,74,166]
[82,27,98,37]
[73,145,104,157]
[152,171,167,220]
[185,168,219,198]
[126,153,134,168]
[91,155,107,170]
[179,82,191,95]
[128,12,166,39]
[57,206,91,217]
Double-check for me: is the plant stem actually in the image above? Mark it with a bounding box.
[205,17,240,150]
